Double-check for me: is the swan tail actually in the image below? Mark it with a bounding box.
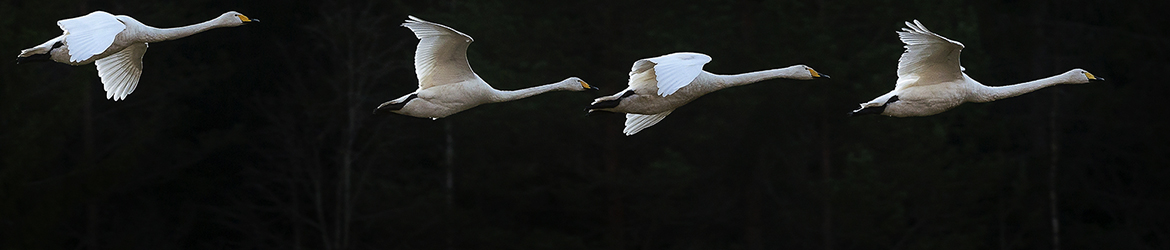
[16,53,53,64]
[623,110,673,136]
[18,46,50,58]
[587,90,635,112]
[18,36,65,61]
[374,93,418,114]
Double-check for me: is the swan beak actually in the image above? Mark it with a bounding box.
[238,15,258,23]
[1084,72,1104,81]
[809,68,829,79]
[581,80,599,91]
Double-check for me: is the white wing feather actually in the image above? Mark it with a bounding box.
[402,16,477,90]
[95,43,147,101]
[58,11,126,63]
[623,110,673,135]
[895,20,965,90]
[626,59,657,92]
[636,52,711,97]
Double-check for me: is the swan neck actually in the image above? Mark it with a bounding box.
[717,67,798,87]
[144,18,228,42]
[973,74,1068,102]
[490,81,570,102]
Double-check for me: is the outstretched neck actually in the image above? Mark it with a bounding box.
[716,67,803,88]
[972,73,1071,102]
[489,81,572,102]
[141,18,229,42]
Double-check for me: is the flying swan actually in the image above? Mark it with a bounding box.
[373,16,598,119]
[850,20,1104,117]
[17,11,258,101]
[587,52,829,135]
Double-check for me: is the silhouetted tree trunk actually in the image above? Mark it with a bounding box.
[603,121,624,250]
[810,0,834,247]
[1048,85,1061,250]
[1030,1,1060,249]
[322,3,401,249]
[81,109,99,250]
[77,0,98,248]
[229,1,405,248]
[445,120,455,250]
[744,188,763,250]
[819,120,834,250]
[744,147,768,250]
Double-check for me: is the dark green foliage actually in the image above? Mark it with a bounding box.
[1,0,1167,249]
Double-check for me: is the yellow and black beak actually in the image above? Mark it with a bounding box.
[809,68,830,79]
[237,14,259,23]
[1084,71,1104,81]
[581,80,599,91]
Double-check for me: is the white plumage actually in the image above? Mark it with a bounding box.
[404,16,476,89]
[18,11,258,101]
[624,111,673,136]
[645,53,711,96]
[374,16,598,119]
[588,52,829,135]
[851,20,1104,117]
[95,43,147,100]
[895,20,965,91]
[58,11,126,63]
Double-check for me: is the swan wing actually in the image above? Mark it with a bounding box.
[895,20,965,90]
[632,52,711,97]
[402,16,478,90]
[94,43,147,101]
[57,11,126,63]
[623,110,674,135]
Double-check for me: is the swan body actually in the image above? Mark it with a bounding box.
[17,11,257,101]
[587,52,829,135]
[374,16,597,119]
[851,20,1104,117]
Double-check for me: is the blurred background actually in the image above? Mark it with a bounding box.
[2,0,1168,249]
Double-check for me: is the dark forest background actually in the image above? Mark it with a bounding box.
[3,0,1168,249]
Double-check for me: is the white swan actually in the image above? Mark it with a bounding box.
[850,20,1104,117]
[16,11,257,101]
[373,16,597,119]
[586,52,829,135]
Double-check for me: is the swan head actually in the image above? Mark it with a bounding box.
[220,11,259,27]
[562,77,599,91]
[1066,68,1105,84]
[787,65,830,80]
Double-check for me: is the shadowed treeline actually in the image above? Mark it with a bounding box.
[2,0,1168,249]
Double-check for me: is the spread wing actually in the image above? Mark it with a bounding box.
[629,52,711,97]
[895,20,965,90]
[58,11,126,63]
[95,43,147,101]
[623,110,673,136]
[402,16,477,90]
